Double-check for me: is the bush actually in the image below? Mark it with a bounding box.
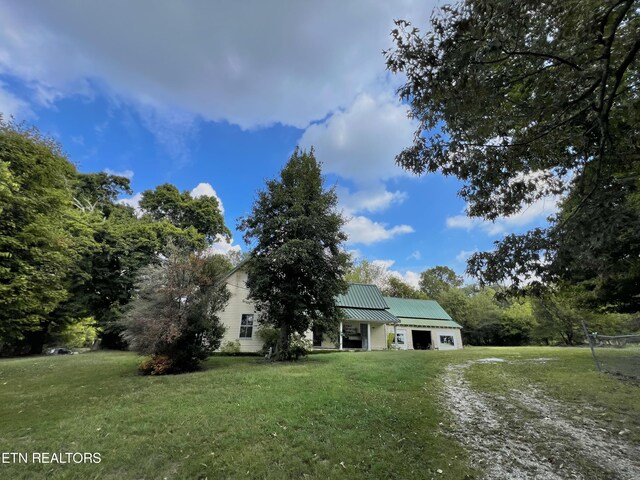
[257,326,311,360]
[220,340,241,355]
[387,333,395,350]
[121,249,230,374]
[281,334,312,360]
[257,325,279,356]
[139,355,174,375]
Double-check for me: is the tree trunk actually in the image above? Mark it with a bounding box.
[27,321,50,355]
[276,322,290,361]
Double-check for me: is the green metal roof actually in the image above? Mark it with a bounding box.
[336,284,389,309]
[383,297,454,321]
[340,307,399,323]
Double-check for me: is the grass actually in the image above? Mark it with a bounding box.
[462,347,640,444]
[0,347,638,479]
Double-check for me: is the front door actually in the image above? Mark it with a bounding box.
[360,323,368,350]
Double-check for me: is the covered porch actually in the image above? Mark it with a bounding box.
[338,307,399,351]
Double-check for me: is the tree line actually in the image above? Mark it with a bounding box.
[0,118,232,357]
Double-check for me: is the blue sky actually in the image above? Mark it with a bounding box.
[0,1,557,286]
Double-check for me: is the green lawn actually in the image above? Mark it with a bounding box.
[0,348,638,479]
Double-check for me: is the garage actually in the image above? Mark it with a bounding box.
[384,296,464,350]
[412,330,432,350]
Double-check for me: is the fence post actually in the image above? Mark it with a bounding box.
[581,320,601,372]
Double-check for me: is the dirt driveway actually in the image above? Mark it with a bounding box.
[442,358,640,479]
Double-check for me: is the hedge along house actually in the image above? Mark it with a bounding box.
[383,297,463,350]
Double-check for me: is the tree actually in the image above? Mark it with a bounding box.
[386,1,640,310]
[0,119,86,354]
[461,287,502,345]
[530,283,635,345]
[345,259,391,290]
[500,298,537,345]
[121,248,231,373]
[74,172,132,214]
[239,148,350,360]
[382,276,426,300]
[419,266,463,299]
[75,206,208,349]
[140,183,230,242]
[531,286,590,345]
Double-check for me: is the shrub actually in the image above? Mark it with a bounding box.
[139,355,174,375]
[281,334,312,360]
[387,333,395,350]
[257,325,279,356]
[257,325,311,360]
[220,340,241,355]
[121,249,230,374]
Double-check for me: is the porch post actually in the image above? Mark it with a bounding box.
[339,321,343,351]
[367,322,371,351]
[393,324,397,349]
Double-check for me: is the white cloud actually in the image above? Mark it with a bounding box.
[344,215,413,245]
[118,192,143,215]
[0,1,430,130]
[446,196,560,236]
[190,182,224,214]
[455,249,478,263]
[337,185,407,215]
[300,93,416,185]
[0,82,32,119]
[104,168,134,180]
[446,215,475,230]
[398,270,421,288]
[371,259,395,270]
[208,234,241,256]
[369,258,421,288]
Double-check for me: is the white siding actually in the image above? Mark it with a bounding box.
[385,325,463,350]
[218,269,263,352]
[431,328,463,350]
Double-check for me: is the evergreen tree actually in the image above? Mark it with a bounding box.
[239,148,350,360]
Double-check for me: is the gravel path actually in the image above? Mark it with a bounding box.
[442,358,640,479]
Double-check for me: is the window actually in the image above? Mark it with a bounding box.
[440,335,454,346]
[240,314,254,339]
[396,332,406,345]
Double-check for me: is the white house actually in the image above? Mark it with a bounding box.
[216,263,463,352]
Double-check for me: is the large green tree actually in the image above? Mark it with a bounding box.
[419,266,464,299]
[67,176,228,349]
[239,148,350,360]
[386,0,640,311]
[140,183,230,243]
[0,120,87,354]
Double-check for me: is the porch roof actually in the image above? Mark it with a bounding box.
[340,307,399,323]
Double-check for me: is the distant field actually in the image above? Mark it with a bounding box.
[0,348,638,479]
